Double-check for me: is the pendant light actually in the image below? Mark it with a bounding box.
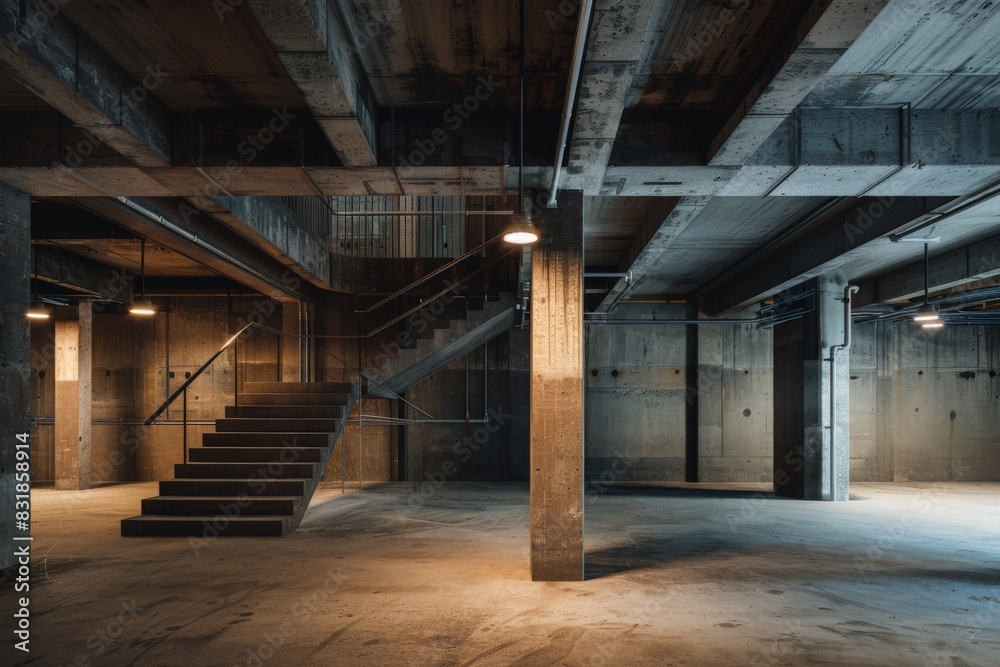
[502,0,538,246]
[130,238,156,316]
[26,249,52,320]
[913,242,941,329]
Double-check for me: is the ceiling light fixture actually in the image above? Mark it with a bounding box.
[26,302,52,320]
[502,0,538,246]
[130,238,156,316]
[25,249,51,320]
[914,241,941,329]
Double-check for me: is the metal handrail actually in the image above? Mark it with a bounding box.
[144,323,254,425]
[361,233,508,315]
[144,323,356,425]
[367,248,517,337]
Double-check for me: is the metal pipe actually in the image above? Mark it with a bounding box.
[890,177,1000,242]
[546,0,594,208]
[828,284,859,502]
[331,210,514,216]
[115,196,301,299]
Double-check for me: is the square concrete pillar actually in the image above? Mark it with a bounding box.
[55,303,93,490]
[529,190,585,581]
[773,274,850,501]
[0,182,31,571]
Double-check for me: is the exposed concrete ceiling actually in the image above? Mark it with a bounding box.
[2,0,999,314]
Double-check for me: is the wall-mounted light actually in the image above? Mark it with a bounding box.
[130,238,156,316]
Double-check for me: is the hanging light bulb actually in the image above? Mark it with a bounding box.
[913,242,941,329]
[130,238,156,316]
[502,210,538,244]
[129,299,156,316]
[913,303,939,323]
[501,0,538,247]
[25,302,52,320]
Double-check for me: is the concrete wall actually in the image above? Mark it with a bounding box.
[587,310,1000,484]
[585,304,687,482]
[29,296,286,483]
[584,304,773,484]
[850,320,1000,482]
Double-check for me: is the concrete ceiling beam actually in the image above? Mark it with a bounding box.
[30,245,134,302]
[593,196,713,313]
[566,0,657,193]
[189,195,332,291]
[70,197,314,302]
[709,0,891,166]
[0,3,171,167]
[246,0,378,166]
[699,196,971,315]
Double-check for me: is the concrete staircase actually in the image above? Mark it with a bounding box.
[121,381,358,537]
[366,293,515,398]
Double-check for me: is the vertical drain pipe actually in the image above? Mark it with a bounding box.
[829,285,859,501]
[546,0,594,209]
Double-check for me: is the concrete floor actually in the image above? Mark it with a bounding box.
[2,481,999,666]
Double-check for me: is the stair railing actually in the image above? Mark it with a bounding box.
[141,240,518,471]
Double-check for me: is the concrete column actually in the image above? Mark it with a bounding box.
[0,182,31,572]
[281,300,303,382]
[55,303,93,490]
[773,274,850,500]
[529,190,584,581]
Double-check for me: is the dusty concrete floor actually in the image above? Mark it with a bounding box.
[2,481,999,666]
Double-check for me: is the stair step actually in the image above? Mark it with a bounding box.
[216,418,341,433]
[141,496,301,517]
[203,432,331,447]
[174,462,318,479]
[236,392,349,406]
[244,381,353,394]
[121,516,289,537]
[225,405,344,419]
[160,478,309,497]
[189,447,325,463]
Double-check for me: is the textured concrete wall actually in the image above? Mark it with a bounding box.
[585,304,773,484]
[698,314,774,483]
[585,304,687,482]
[29,296,285,483]
[850,320,1000,482]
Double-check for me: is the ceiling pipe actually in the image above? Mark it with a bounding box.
[546,0,594,209]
